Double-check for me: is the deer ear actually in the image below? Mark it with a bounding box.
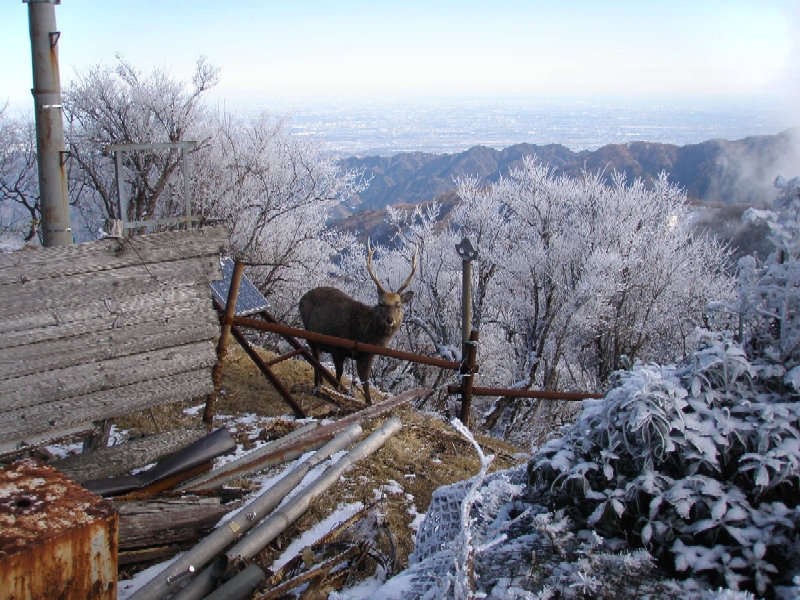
[400,290,414,304]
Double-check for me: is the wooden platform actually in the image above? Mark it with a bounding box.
[0,227,228,455]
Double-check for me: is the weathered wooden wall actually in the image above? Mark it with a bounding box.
[0,226,228,454]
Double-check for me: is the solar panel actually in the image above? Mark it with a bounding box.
[210,257,270,316]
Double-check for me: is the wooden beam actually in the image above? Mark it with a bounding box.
[52,426,207,482]
[0,226,228,285]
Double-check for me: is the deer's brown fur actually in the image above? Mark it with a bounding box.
[299,242,416,404]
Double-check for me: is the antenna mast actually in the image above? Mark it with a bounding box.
[25,0,72,246]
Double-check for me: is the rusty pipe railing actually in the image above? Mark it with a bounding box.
[231,316,461,371]
[446,384,603,401]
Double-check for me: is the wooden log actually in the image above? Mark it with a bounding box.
[114,497,241,550]
[0,257,219,322]
[0,226,229,285]
[0,341,217,412]
[52,426,207,482]
[0,312,218,380]
[0,369,215,442]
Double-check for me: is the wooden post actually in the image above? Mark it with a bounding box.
[459,329,479,427]
[203,260,244,427]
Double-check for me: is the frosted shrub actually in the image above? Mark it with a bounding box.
[529,178,800,597]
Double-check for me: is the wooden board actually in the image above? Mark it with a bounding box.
[0,258,219,321]
[115,497,241,550]
[0,227,229,285]
[0,341,217,411]
[53,426,208,482]
[0,369,215,442]
[0,226,228,451]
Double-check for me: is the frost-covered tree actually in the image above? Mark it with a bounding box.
[196,111,363,318]
[0,104,39,246]
[63,56,219,233]
[474,162,731,393]
[528,177,800,597]
[59,57,361,315]
[341,159,732,441]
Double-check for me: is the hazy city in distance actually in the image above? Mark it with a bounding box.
[245,95,795,157]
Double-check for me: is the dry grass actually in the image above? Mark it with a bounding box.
[115,340,529,590]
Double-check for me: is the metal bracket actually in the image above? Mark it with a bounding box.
[455,237,479,261]
[48,31,60,48]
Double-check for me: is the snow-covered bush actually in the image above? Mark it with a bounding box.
[529,177,800,597]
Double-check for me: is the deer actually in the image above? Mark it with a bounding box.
[299,240,417,405]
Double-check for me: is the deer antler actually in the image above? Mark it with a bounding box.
[366,238,389,294]
[366,239,418,294]
[396,245,418,293]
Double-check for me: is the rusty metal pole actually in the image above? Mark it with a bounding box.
[203,260,244,427]
[25,0,72,247]
[455,237,478,427]
[458,330,479,427]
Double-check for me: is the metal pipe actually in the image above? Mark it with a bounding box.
[183,439,327,493]
[26,0,71,246]
[204,564,265,600]
[185,387,425,491]
[461,258,472,346]
[174,417,403,600]
[446,384,603,401]
[129,424,363,600]
[176,422,318,491]
[458,330,479,427]
[232,317,461,371]
[181,146,191,229]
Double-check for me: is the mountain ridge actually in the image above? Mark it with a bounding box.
[337,128,800,216]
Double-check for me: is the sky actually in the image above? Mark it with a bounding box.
[0,0,797,111]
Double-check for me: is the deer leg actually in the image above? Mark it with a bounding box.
[333,355,345,392]
[308,343,322,391]
[356,356,375,405]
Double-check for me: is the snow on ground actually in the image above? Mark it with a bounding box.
[270,501,365,571]
[118,552,186,600]
[116,411,366,596]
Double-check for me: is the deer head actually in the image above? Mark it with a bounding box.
[366,238,417,334]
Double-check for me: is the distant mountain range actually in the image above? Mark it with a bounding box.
[337,128,800,217]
